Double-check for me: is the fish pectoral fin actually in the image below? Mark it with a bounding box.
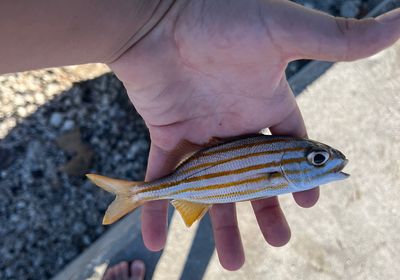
[171,200,210,227]
[266,171,284,180]
[254,171,282,181]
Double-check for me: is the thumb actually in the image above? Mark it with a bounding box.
[266,1,400,62]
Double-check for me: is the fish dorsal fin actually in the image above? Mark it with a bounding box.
[205,134,263,147]
[206,137,226,147]
[171,200,210,227]
[169,140,204,170]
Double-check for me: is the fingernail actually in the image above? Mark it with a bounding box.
[377,8,400,23]
[131,260,145,280]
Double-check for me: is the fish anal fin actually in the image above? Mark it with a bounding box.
[171,200,210,227]
[103,196,143,225]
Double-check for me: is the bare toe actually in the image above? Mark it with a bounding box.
[102,266,116,280]
[103,261,129,280]
[130,260,145,280]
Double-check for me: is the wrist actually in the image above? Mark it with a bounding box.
[0,0,175,74]
[105,0,176,63]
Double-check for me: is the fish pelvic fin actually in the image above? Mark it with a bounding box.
[171,200,211,227]
[86,174,144,225]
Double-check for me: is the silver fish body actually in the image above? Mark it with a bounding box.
[87,135,349,226]
[136,135,348,203]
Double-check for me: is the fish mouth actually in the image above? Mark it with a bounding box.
[335,159,350,178]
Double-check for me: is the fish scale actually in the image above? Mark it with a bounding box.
[87,134,349,227]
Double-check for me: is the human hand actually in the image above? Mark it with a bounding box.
[109,0,400,270]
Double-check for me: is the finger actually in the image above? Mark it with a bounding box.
[141,143,175,251]
[269,89,307,138]
[141,200,169,251]
[269,87,319,208]
[210,203,245,271]
[264,2,400,61]
[292,188,320,208]
[130,260,146,280]
[251,197,291,246]
[141,140,203,251]
[118,262,129,280]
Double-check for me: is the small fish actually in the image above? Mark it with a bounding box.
[87,134,349,227]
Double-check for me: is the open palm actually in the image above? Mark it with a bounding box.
[109,0,400,270]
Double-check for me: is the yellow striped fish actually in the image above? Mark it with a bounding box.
[87,134,349,227]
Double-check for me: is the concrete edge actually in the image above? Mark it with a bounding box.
[53,211,142,280]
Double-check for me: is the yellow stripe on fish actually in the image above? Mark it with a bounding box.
[179,146,305,174]
[87,134,349,226]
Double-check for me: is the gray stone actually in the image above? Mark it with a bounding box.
[16,106,28,118]
[341,0,361,17]
[61,119,75,131]
[14,94,26,106]
[50,112,63,127]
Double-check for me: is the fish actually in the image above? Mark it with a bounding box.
[86,134,349,227]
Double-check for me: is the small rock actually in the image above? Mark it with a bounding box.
[72,222,86,235]
[16,107,28,118]
[5,268,13,278]
[82,235,91,245]
[127,140,148,160]
[46,83,61,96]
[14,95,26,106]
[61,120,75,131]
[10,214,19,223]
[16,201,26,209]
[50,112,63,127]
[34,92,46,104]
[340,0,361,18]
[127,144,140,160]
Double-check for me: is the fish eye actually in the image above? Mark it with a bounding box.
[307,150,330,166]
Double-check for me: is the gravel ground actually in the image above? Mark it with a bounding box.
[0,1,399,279]
[0,66,149,279]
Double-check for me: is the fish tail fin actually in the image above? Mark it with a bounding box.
[86,174,145,225]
